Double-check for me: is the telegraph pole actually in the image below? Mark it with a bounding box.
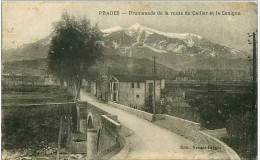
[248,31,257,160]
[152,56,157,121]
[107,66,110,101]
[248,31,257,112]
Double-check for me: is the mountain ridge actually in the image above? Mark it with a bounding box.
[2,24,250,72]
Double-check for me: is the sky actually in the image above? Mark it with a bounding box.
[2,1,258,53]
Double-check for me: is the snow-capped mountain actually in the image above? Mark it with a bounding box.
[101,24,247,58]
[2,24,250,71]
[100,24,250,70]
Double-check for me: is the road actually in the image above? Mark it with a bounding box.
[80,91,229,159]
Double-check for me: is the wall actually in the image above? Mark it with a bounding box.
[154,114,240,160]
[154,114,201,141]
[77,101,109,129]
[165,105,199,122]
[76,101,123,155]
[198,131,240,160]
[145,80,162,102]
[108,101,154,121]
[107,101,240,160]
[117,80,163,111]
[118,82,146,110]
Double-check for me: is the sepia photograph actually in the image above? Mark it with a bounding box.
[1,1,258,160]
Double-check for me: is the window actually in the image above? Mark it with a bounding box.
[137,82,140,88]
[132,82,134,88]
[136,95,140,98]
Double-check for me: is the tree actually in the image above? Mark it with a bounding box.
[48,12,103,100]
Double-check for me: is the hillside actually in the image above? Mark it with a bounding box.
[3,59,48,76]
[89,55,178,79]
[3,55,178,80]
[2,34,52,62]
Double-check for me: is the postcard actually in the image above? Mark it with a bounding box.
[2,1,257,160]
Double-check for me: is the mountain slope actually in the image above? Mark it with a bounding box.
[2,34,52,62]
[101,24,250,71]
[2,24,250,72]
[3,55,178,80]
[102,24,248,59]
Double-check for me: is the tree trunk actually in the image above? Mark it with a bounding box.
[74,84,77,101]
[59,78,64,88]
[76,79,81,100]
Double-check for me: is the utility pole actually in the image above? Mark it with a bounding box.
[57,116,63,160]
[107,66,110,101]
[152,56,157,121]
[248,31,257,112]
[248,31,257,160]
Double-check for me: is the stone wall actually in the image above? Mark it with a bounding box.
[154,114,201,140]
[77,101,123,156]
[198,131,241,160]
[154,114,240,160]
[108,101,154,121]
[165,105,200,123]
[108,101,240,160]
[118,82,146,110]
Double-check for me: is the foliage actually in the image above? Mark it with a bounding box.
[48,12,103,99]
[192,96,223,129]
[192,92,257,159]
[193,93,252,129]
[219,94,257,159]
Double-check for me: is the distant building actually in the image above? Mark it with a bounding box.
[44,74,56,85]
[88,76,110,102]
[96,76,110,101]
[109,75,165,111]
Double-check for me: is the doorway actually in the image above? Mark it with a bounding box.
[111,82,119,102]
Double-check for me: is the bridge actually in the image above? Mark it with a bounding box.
[80,90,239,159]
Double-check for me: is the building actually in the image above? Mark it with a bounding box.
[96,76,110,101]
[44,74,56,85]
[87,76,110,102]
[109,75,165,112]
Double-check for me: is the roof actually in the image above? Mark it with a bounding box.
[112,75,162,82]
[93,76,110,82]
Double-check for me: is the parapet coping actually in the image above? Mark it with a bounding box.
[162,114,201,126]
[102,115,121,127]
[199,131,241,160]
[110,134,130,160]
